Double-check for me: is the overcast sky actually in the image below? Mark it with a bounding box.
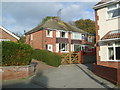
[1,1,101,34]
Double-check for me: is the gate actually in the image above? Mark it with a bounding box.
[61,51,82,64]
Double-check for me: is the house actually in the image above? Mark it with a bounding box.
[93,0,120,85]
[25,17,95,53]
[0,26,20,42]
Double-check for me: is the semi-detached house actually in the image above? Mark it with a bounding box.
[25,17,95,53]
[93,0,120,85]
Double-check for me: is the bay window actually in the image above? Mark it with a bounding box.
[108,41,120,61]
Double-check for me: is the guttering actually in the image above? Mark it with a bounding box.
[99,38,120,42]
[0,26,20,40]
[93,0,120,9]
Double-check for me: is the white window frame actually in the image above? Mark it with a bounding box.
[46,30,53,37]
[72,32,81,40]
[46,44,53,52]
[30,34,33,40]
[88,36,92,42]
[107,3,120,19]
[59,43,68,52]
[60,31,67,38]
[107,42,120,61]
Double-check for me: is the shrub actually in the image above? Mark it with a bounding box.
[2,41,33,66]
[32,49,61,67]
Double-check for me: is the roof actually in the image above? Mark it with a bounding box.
[93,0,119,9]
[25,19,87,35]
[95,0,111,6]
[101,30,120,40]
[0,26,20,40]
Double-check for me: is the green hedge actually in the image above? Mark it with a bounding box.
[2,41,33,66]
[32,49,61,67]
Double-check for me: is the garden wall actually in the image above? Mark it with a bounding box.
[0,65,35,80]
[93,64,120,85]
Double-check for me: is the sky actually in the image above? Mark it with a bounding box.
[1,0,101,34]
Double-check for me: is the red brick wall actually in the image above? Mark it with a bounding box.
[1,28,18,42]
[26,30,57,52]
[45,30,56,52]
[0,65,35,80]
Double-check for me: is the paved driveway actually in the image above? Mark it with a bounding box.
[3,63,117,88]
[31,64,116,88]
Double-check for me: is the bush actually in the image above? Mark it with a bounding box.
[2,41,33,66]
[32,49,61,67]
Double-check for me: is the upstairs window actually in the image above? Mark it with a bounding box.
[46,30,52,37]
[107,3,120,19]
[82,35,86,40]
[60,31,66,38]
[73,33,81,40]
[88,36,92,42]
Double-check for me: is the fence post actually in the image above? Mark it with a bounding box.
[58,51,61,55]
[78,51,82,64]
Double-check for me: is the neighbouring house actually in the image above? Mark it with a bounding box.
[0,26,20,42]
[25,17,95,53]
[93,0,120,85]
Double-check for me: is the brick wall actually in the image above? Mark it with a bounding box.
[45,30,56,52]
[93,64,120,85]
[0,65,35,80]
[0,28,18,42]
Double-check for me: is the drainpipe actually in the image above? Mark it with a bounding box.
[69,31,72,64]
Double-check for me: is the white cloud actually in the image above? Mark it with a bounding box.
[2,2,96,34]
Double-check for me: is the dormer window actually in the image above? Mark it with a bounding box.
[107,3,120,19]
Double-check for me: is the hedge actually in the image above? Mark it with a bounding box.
[2,41,33,66]
[32,49,61,67]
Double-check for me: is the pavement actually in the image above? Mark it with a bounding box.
[2,62,119,88]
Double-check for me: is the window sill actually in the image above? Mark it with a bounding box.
[46,36,53,38]
[106,16,120,21]
[107,60,120,62]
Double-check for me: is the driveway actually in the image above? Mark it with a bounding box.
[2,62,117,88]
[31,64,116,88]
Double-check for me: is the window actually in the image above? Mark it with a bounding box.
[88,36,92,42]
[60,31,65,38]
[107,3,120,19]
[108,47,114,60]
[108,41,120,61]
[30,34,33,40]
[82,35,86,40]
[116,47,120,60]
[46,30,52,37]
[46,44,53,52]
[73,33,81,39]
[74,45,81,51]
[59,43,67,51]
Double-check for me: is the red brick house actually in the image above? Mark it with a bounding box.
[0,26,20,42]
[25,17,95,53]
[93,0,120,85]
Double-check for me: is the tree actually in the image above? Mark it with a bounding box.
[12,32,26,43]
[74,19,95,34]
[41,16,56,24]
